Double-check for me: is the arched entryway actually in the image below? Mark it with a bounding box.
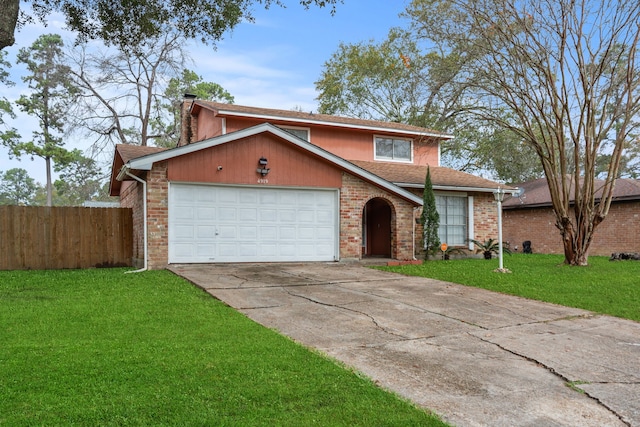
[362,198,392,258]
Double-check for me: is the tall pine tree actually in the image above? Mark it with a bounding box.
[420,166,440,260]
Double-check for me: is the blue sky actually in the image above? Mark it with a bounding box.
[1,1,410,184]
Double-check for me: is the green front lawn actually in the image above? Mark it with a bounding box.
[378,254,640,322]
[0,269,446,426]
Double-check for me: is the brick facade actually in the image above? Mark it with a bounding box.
[146,162,169,269]
[503,202,640,255]
[473,193,499,243]
[119,180,145,267]
[129,166,426,269]
[340,173,418,260]
[119,163,170,269]
[406,189,499,257]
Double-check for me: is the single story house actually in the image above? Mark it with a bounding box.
[502,177,640,255]
[109,101,512,269]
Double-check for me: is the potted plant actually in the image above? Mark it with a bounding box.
[468,238,511,260]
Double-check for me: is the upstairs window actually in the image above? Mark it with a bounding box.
[279,126,310,141]
[375,137,412,162]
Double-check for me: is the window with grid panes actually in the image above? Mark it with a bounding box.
[436,195,467,246]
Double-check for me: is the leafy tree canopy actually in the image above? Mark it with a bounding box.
[2,0,341,51]
[0,168,38,205]
[403,0,640,265]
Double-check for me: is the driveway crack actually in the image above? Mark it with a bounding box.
[472,332,630,426]
[282,286,409,340]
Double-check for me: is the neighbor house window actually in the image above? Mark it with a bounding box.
[374,137,412,162]
[436,194,468,246]
[279,126,310,141]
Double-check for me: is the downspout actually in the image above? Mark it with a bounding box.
[125,171,148,273]
[412,206,419,261]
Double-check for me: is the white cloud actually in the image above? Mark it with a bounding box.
[1,1,407,188]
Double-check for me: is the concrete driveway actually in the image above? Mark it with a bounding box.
[169,262,640,427]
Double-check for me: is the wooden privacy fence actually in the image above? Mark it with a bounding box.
[0,206,133,270]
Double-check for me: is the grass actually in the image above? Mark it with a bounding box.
[0,268,447,426]
[377,254,640,322]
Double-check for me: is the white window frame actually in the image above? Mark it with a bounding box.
[374,136,413,163]
[435,192,469,247]
[279,126,310,141]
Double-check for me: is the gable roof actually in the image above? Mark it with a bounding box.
[114,123,424,205]
[109,144,167,195]
[350,161,510,194]
[191,101,453,140]
[503,177,640,209]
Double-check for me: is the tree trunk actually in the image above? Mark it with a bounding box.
[559,220,590,266]
[0,0,19,50]
[46,156,52,207]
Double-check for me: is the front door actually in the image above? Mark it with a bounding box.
[364,198,391,257]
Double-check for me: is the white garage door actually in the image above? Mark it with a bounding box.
[169,184,339,263]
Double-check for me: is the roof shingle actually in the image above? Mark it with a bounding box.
[193,101,452,138]
[503,177,640,208]
[116,144,167,163]
[350,161,506,190]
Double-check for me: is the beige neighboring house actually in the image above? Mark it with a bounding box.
[109,101,510,269]
[502,177,640,256]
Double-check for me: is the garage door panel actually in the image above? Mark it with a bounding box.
[173,243,195,258]
[239,190,258,203]
[217,226,237,239]
[260,209,277,221]
[173,206,194,220]
[259,244,277,256]
[279,244,296,256]
[173,225,194,240]
[238,243,258,257]
[169,184,338,263]
[196,244,215,258]
[260,226,277,239]
[238,226,258,239]
[196,225,215,239]
[279,192,297,205]
[315,243,334,255]
[217,243,238,257]
[218,207,236,221]
[239,208,258,221]
[316,210,334,223]
[196,207,215,219]
[316,226,335,239]
[218,187,238,203]
[279,226,296,239]
[259,191,278,204]
[298,210,314,222]
[279,209,296,222]
[298,227,314,239]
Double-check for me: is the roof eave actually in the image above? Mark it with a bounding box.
[213,108,454,140]
[119,123,423,206]
[398,182,519,194]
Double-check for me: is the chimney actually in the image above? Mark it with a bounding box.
[179,94,197,146]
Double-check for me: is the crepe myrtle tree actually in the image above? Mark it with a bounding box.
[405,0,640,265]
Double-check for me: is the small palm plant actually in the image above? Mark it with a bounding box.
[442,246,467,260]
[468,238,511,260]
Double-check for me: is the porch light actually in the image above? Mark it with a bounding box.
[493,187,509,273]
[257,157,270,177]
